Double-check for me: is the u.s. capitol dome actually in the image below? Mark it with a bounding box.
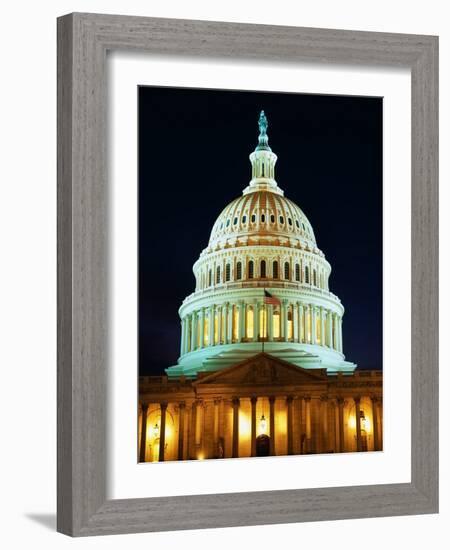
[166,111,356,378]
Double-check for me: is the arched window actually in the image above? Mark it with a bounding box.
[236,261,242,280]
[260,260,266,278]
[313,269,317,286]
[295,264,300,282]
[225,263,231,282]
[273,260,279,279]
[270,214,275,223]
[305,265,310,284]
[216,265,221,284]
[248,260,254,279]
[208,269,212,287]
[261,214,266,223]
[284,262,290,280]
[251,214,256,223]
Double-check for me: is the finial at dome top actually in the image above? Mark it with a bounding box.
[256,110,271,151]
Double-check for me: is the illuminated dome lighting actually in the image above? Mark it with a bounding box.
[166,111,356,378]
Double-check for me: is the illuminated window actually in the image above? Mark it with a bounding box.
[273,308,280,339]
[284,262,290,280]
[236,261,242,280]
[306,309,311,343]
[204,317,209,346]
[305,266,310,284]
[225,263,231,282]
[246,306,254,339]
[259,307,267,338]
[216,265,221,284]
[248,260,254,279]
[260,260,266,278]
[273,261,279,279]
[232,305,239,342]
[214,312,219,345]
[287,307,293,340]
[295,264,300,281]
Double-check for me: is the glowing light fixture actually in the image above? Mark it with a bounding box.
[259,414,267,434]
[152,423,160,438]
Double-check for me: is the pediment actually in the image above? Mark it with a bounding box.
[194,353,326,386]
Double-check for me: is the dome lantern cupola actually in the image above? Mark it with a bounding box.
[244,111,283,196]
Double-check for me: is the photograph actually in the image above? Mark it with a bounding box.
[138,86,383,462]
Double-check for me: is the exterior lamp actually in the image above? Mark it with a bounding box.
[152,422,160,438]
[360,411,367,432]
[259,414,267,434]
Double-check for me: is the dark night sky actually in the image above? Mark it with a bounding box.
[139,86,382,376]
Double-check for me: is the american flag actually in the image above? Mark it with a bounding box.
[263,290,281,306]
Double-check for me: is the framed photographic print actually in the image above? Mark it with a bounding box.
[57,13,438,536]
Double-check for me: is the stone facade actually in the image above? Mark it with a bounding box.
[139,353,382,462]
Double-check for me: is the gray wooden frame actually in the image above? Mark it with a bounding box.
[57,12,438,537]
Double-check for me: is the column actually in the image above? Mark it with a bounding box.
[321,396,328,453]
[208,305,214,346]
[232,397,240,458]
[227,303,233,344]
[320,308,326,347]
[239,301,245,341]
[371,396,380,451]
[337,397,345,452]
[299,304,304,343]
[333,314,338,349]
[191,313,197,351]
[293,302,299,342]
[305,396,311,452]
[286,396,294,455]
[338,317,343,353]
[327,311,332,347]
[139,403,149,462]
[298,396,304,454]
[267,304,274,341]
[199,308,205,348]
[213,399,220,457]
[217,306,222,345]
[180,319,185,355]
[305,304,310,343]
[311,306,317,344]
[177,402,186,460]
[269,396,276,456]
[354,396,362,452]
[251,396,257,457]
[159,402,168,462]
